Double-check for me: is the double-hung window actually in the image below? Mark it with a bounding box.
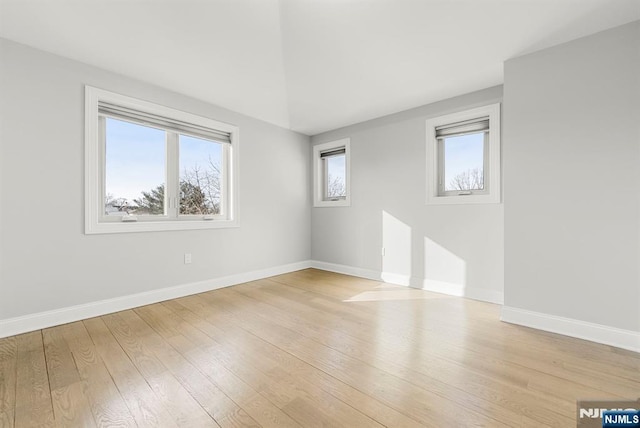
[313,138,350,207]
[426,104,500,204]
[85,86,239,234]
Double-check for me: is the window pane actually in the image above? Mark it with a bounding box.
[443,132,485,191]
[179,135,223,215]
[325,154,346,199]
[105,118,166,216]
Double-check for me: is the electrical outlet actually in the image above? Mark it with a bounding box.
[184,253,192,264]
[381,247,386,256]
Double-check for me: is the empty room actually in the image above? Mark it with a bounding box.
[0,0,639,427]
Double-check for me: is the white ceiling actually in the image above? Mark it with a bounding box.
[1,0,638,135]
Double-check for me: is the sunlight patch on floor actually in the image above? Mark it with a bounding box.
[343,286,451,302]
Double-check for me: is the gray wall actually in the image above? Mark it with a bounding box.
[503,22,640,331]
[311,86,505,302]
[0,39,311,320]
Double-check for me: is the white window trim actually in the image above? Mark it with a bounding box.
[313,138,351,207]
[426,103,501,205]
[85,86,239,234]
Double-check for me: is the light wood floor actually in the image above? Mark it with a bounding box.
[1,269,638,427]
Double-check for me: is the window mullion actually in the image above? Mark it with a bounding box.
[166,132,179,218]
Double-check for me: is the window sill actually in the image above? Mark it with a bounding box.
[314,199,351,208]
[85,219,239,234]
[426,193,500,205]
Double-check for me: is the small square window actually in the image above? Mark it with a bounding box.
[313,139,350,207]
[426,104,500,205]
[439,130,488,196]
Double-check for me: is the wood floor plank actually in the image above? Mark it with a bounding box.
[55,322,136,427]
[134,304,281,425]
[0,336,17,419]
[43,327,95,427]
[144,370,220,427]
[14,331,54,427]
[42,328,80,392]
[217,409,262,428]
[178,340,267,426]
[82,316,180,428]
[3,269,639,427]
[0,408,14,428]
[50,382,97,427]
[134,303,350,428]
[101,311,219,427]
[240,393,302,428]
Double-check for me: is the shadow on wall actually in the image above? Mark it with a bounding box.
[423,236,467,295]
[381,210,468,295]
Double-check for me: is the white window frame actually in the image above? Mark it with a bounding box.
[85,86,239,234]
[313,138,351,207]
[426,103,501,205]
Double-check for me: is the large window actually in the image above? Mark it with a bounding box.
[426,104,500,205]
[85,86,239,234]
[313,138,350,207]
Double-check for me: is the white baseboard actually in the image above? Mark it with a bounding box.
[310,260,503,304]
[421,279,504,304]
[309,260,381,281]
[501,306,640,353]
[0,260,312,339]
[381,272,411,286]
